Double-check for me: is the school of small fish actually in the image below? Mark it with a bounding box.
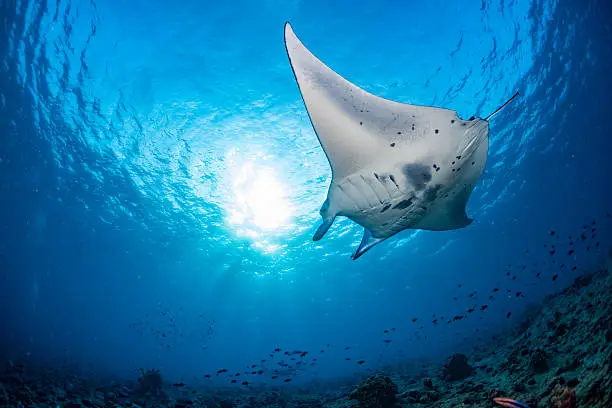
[128,214,608,391]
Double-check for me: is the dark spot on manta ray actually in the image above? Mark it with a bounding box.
[393,198,413,210]
[452,161,456,165]
[424,184,442,202]
[389,174,399,188]
[402,163,432,191]
[451,119,455,123]
[456,155,461,160]
[390,142,396,147]
[397,131,402,135]
[381,203,392,212]
[360,121,363,125]
[434,129,439,134]
[472,161,475,165]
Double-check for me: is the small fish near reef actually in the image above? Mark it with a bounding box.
[493,397,531,408]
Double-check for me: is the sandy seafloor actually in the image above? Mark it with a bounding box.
[2,255,611,408]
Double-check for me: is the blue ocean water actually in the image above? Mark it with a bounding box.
[0,0,611,387]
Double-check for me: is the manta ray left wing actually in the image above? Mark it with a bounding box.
[284,22,461,181]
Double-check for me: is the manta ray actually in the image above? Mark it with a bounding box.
[284,22,518,260]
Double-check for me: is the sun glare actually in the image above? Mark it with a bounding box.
[228,159,293,236]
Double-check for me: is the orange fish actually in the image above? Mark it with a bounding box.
[493,397,530,408]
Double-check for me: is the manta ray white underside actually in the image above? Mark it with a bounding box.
[283,22,518,260]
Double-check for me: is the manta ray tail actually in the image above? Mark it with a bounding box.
[351,229,384,260]
[484,91,520,121]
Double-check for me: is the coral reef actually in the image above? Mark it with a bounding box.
[530,349,549,373]
[0,266,610,408]
[550,384,577,408]
[443,353,473,381]
[348,375,397,408]
[137,368,164,396]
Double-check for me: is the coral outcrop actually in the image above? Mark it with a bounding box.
[550,384,577,408]
[348,374,398,408]
[136,368,165,400]
[443,353,474,381]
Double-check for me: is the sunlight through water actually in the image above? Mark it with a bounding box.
[225,148,294,250]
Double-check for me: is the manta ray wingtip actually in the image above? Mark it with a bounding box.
[283,22,299,49]
[284,21,294,37]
